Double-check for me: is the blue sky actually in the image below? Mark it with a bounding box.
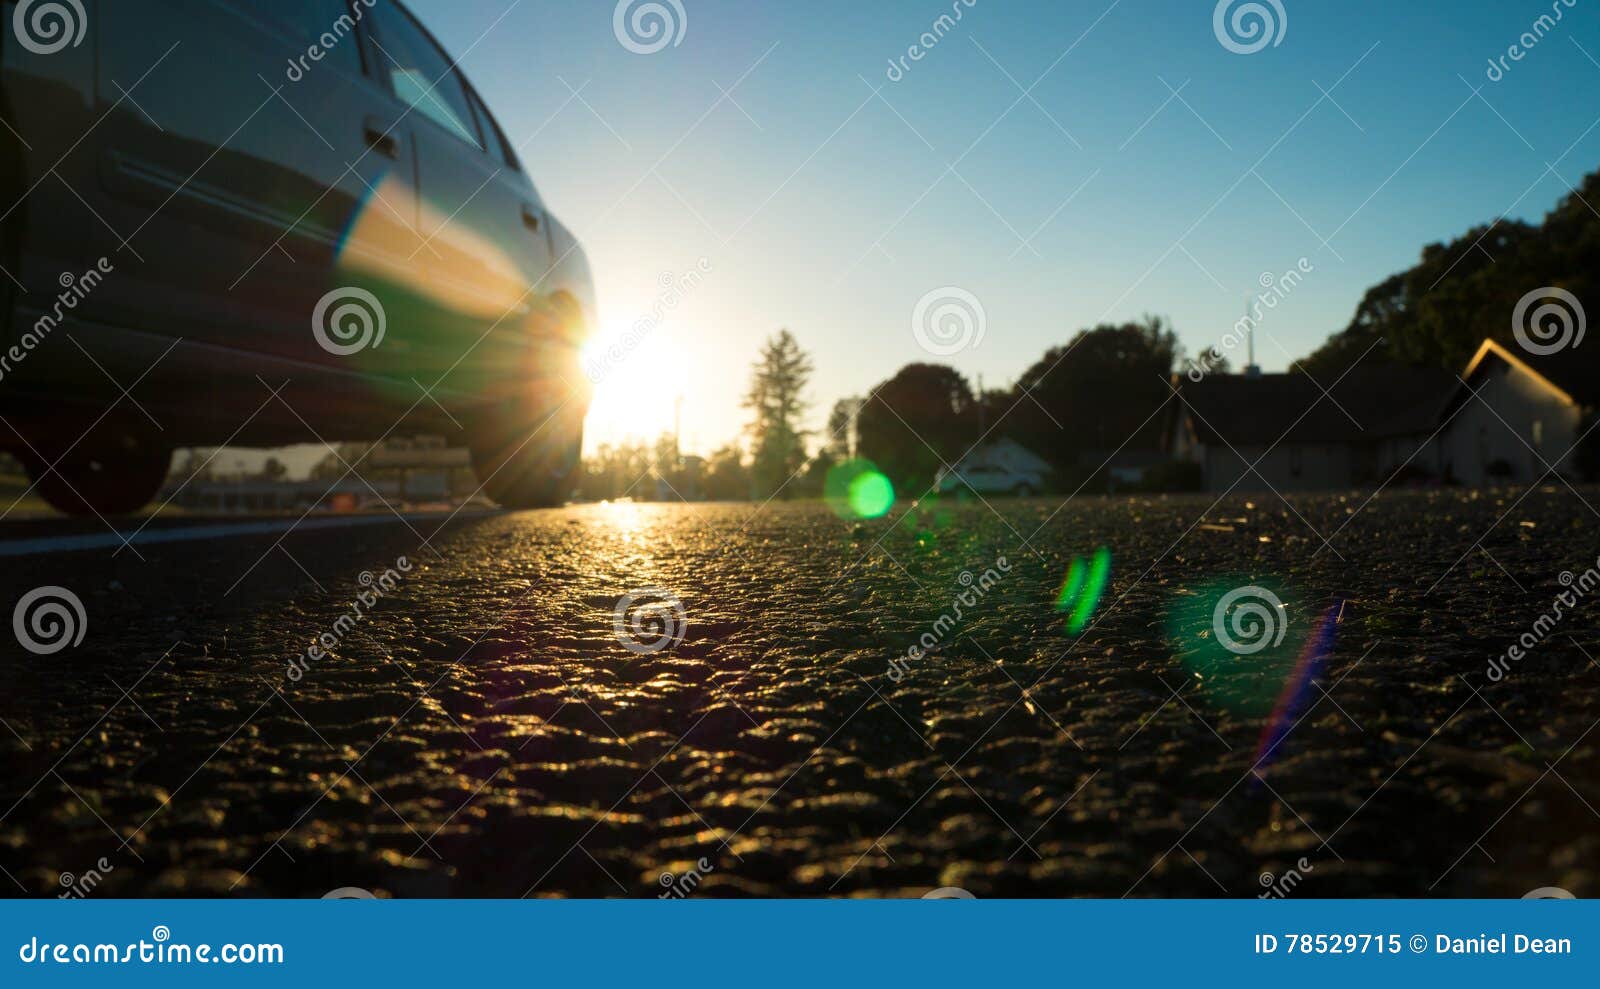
[408,0,1600,454]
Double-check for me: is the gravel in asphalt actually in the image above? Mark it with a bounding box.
[1,488,1597,898]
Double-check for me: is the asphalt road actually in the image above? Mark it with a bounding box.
[1,489,1597,898]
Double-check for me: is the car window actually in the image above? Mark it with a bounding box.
[468,89,521,171]
[233,0,364,76]
[367,1,483,148]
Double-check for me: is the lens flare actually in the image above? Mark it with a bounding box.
[826,460,895,519]
[1254,600,1343,775]
[1168,579,1298,715]
[1055,546,1111,634]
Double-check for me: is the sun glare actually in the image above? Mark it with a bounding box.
[581,319,689,449]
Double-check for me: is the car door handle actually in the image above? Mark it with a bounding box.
[521,203,542,232]
[363,119,401,159]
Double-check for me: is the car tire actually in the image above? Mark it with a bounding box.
[468,395,584,510]
[1013,483,1036,498]
[21,433,174,517]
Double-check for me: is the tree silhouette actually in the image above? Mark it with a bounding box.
[1011,316,1180,469]
[857,363,977,492]
[743,329,814,498]
[1300,165,1600,376]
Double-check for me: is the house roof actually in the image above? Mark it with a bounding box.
[1178,365,1459,447]
[1462,338,1600,408]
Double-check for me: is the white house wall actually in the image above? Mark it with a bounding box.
[1433,361,1581,486]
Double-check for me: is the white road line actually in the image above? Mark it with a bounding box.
[0,511,501,559]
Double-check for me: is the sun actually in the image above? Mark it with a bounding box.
[581,319,689,450]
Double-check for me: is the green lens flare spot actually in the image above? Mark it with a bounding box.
[1056,546,1111,635]
[848,471,895,519]
[826,460,895,520]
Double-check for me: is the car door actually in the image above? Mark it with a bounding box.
[89,0,424,370]
[362,0,555,396]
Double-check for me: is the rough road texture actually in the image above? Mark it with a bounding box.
[1,489,1597,899]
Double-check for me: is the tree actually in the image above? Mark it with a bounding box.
[856,363,977,492]
[824,397,863,461]
[704,444,750,501]
[1300,164,1600,376]
[743,329,814,498]
[1011,316,1180,469]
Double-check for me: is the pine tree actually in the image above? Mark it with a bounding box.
[743,329,814,498]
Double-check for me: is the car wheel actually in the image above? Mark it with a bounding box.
[468,395,584,510]
[1012,483,1036,498]
[21,433,174,517]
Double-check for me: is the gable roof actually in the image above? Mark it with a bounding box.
[1177,365,1459,447]
[1461,338,1600,408]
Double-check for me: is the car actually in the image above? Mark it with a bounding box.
[0,0,593,516]
[936,462,1044,498]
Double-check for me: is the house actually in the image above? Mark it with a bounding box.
[1432,339,1596,485]
[1171,365,1459,493]
[1170,339,1598,493]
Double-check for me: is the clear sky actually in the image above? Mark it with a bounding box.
[407,0,1600,456]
